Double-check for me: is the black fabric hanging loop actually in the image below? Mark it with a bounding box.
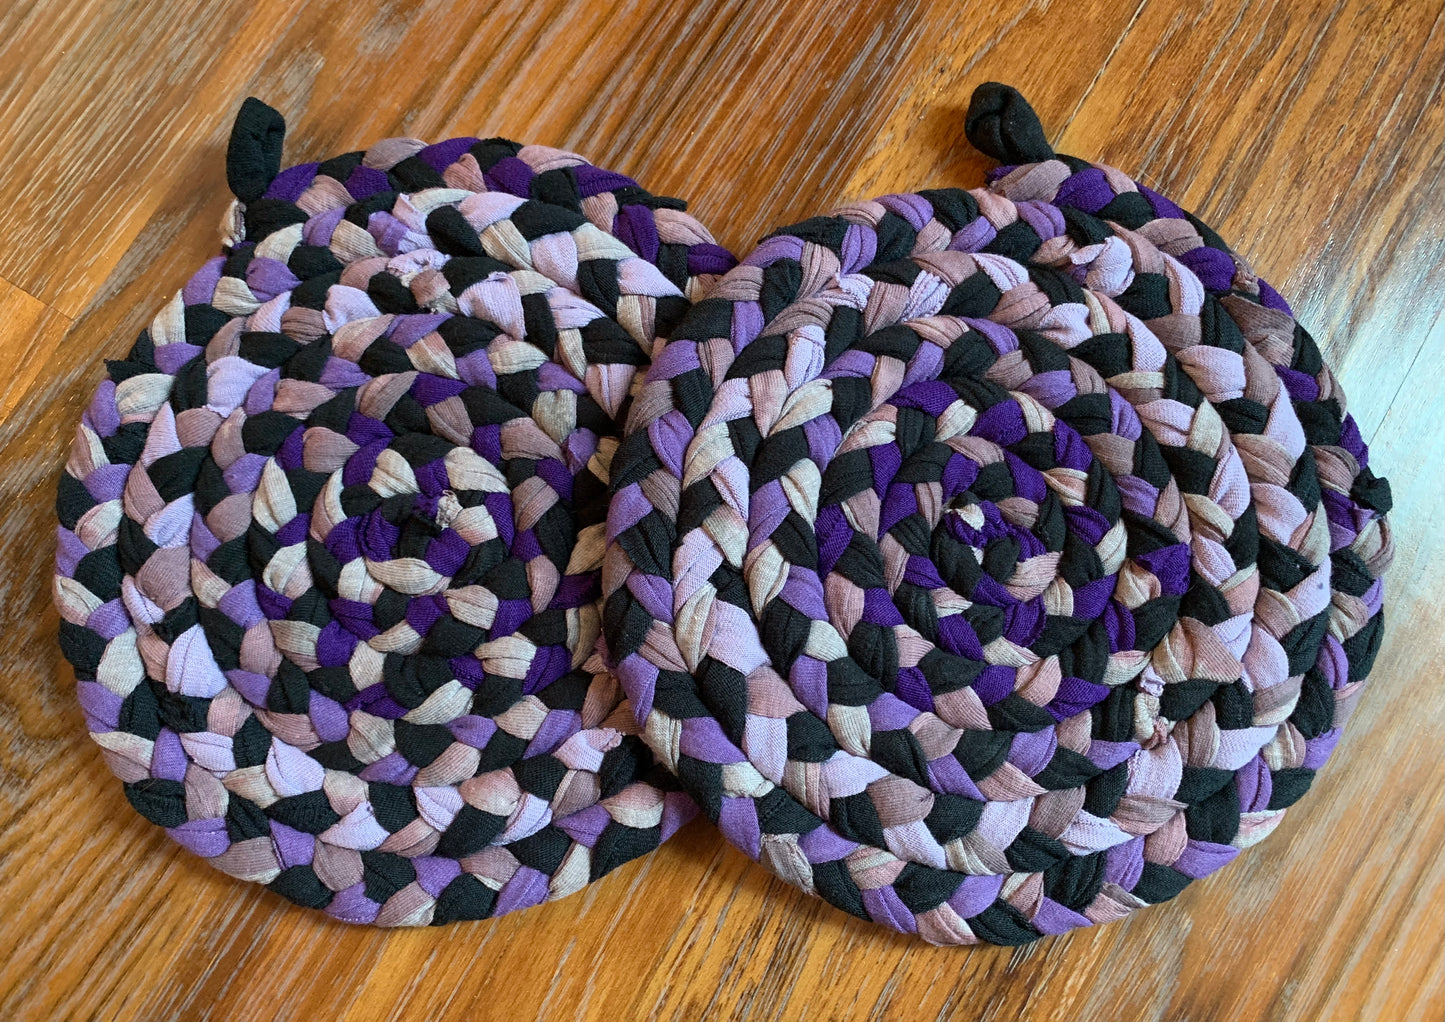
[964,83,1056,164]
[226,97,287,203]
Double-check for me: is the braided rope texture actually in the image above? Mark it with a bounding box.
[53,101,735,926]
[604,86,1393,945]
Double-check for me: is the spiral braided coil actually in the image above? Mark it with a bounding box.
[54,99,734,926]
[602,85,1391,945]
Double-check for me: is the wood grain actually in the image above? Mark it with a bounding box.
[0,1,1440,1019]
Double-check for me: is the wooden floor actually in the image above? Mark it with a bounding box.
[0,1,1441,1019]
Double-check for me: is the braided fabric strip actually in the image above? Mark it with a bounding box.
[54,104,735,926]
[604,92,1391,944]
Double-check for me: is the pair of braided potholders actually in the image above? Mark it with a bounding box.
[55,86,1391,944]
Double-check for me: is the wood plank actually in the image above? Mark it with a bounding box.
[0,279,69,417]
[0,1,1439,1018]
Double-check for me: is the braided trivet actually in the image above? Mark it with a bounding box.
[54,99,733,925]
[603,84,1392,944]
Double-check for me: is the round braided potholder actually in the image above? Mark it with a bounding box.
[603,84,1393,945]
[53,99,734,926]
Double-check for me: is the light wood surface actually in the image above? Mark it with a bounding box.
[0,1,1441,1019]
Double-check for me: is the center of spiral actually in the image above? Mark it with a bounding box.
[431,489,465,529]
